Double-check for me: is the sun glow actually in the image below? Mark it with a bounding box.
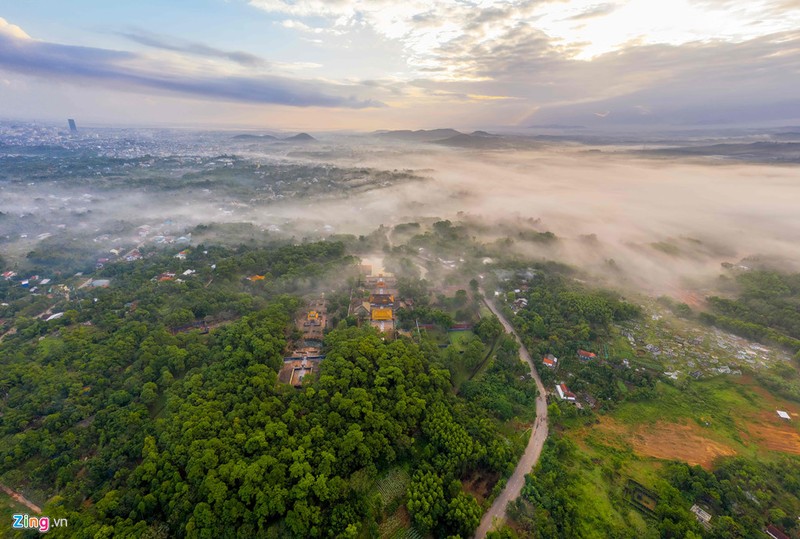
[534,0,800,60]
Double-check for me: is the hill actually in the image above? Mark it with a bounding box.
[284,132,317,142]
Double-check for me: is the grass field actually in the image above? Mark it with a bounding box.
[448,329,476,351]
[445,330,493,389]
[518,370,800,537]
[569,374,800,471]
[0,491,29,539]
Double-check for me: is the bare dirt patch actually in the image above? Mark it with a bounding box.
[729,376,800,455]
[462,469,500,503]
[592,418,737,469]
[745,421,800,455]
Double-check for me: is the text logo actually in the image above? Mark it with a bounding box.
[11,514,68,533]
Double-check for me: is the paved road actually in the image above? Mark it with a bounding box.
[474,293,549,538]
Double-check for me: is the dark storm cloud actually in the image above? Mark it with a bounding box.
[0,32,384,109]
[118,30,268,67]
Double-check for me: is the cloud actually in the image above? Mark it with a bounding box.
[249,0,542,79]
[250,0,800,71]
[567,3,617,20]
[0,25,383,109]
[118,30,268,67]
[0,17,30,40]
[521,31,800,126]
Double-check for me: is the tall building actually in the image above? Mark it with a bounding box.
[68,119,77,133]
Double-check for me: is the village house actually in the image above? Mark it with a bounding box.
[578,349,597,360]
[555,383,576,402]
[765,525,790,539]
[543,354,558,368]
[513,297,528,310]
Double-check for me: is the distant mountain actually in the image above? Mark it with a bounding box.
[284,133,316,142]
[470,130,496,137]
[375,129,462,142]
[232,134,278,140]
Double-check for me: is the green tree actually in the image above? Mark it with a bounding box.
[407,470,446,530]
[446,492,481,537]
[140,382,158,405]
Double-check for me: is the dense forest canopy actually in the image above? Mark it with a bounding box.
[3,225,800,539]
[703,270,800,357]
[1,238,539,538]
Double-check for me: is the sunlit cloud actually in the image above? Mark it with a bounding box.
[249,0,800,70]
[0,17,30,40]
[535,0,800,59]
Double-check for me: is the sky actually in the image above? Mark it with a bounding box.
[0,0,799,130]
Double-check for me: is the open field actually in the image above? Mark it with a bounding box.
[572,375,800,468]
[448,329,476,350]
[590,418,737,468]
[445,330,491,389]
[0,490,29,539]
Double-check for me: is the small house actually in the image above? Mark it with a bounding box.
[765,525,790,539]
[578,349,596,360]
[555,383,576,402]
[543,354,558,368]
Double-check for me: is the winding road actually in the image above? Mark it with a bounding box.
[474,292,549,538]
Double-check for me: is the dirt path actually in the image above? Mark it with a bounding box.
[0,327,17,342]
[474,293,549,538]
[0,484,42,514]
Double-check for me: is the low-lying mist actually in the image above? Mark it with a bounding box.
[271,143,800,299]
[2,129,798,302]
